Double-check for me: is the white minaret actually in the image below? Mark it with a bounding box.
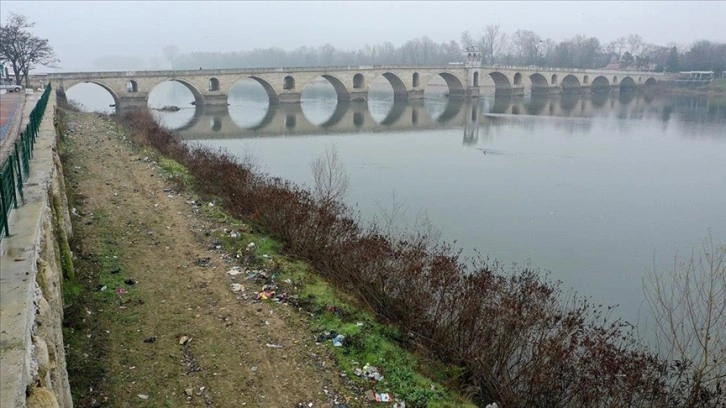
[464,46,483,68]
[464,46,483,92]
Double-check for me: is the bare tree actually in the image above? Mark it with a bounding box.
[460,30,475,49]
[512,29,543,65]
[480,24,507,64]
[0,13,58,86]
[627,34,645,57]
[644,235,726,406]
[310,145,349,205]
[418,36,436,65]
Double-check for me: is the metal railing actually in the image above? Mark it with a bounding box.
[0,83,52,240]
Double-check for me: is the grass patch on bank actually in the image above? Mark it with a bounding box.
[157,155,195,189]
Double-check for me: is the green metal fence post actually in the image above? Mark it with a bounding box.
[0,186,8,237]
[13,144,24,204]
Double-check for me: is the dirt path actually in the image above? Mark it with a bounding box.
[63,111,361,407]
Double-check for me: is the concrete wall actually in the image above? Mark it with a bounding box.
[0,93,74,408]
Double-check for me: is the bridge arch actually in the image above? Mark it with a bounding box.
[126,80,138,93]
[283,75,295,90]
[529,73,549,92]
[62,80,120,112]
[644,77,657,87]
[209,77,220,91]
[583,75,589,85]
[612,75,618,84]
[513,72,522,86]
[321,74,351,101]
[551,74,558,85]
[561,74,581,92]
[246,76,280,102]
[153,78,205,106]
[353,73,365,89]
[591,75,610,92]
[379,72,408,101]
[412,72,420,88]
[437,72,465,96]
[489,71,512,93]
[301,74,351,101]
[620,76,636,92]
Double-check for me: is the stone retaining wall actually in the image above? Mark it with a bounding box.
[0,93,74,408]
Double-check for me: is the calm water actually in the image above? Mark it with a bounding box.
[67,80,726,326]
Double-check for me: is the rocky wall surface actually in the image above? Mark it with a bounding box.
[0,93,74,408]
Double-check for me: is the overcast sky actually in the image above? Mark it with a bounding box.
[2,0,725,71]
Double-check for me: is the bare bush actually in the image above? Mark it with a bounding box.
[644,235,726,407]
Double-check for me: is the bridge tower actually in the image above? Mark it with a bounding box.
[464,46,482,98]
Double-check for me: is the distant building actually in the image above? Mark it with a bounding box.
[677,71,714,81]
[605,62,621,70]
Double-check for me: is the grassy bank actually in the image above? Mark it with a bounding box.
[114,109,721,407]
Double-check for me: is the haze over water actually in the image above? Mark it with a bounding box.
[67,81,726,326]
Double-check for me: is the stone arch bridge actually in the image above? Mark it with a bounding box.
[43,65,664,112]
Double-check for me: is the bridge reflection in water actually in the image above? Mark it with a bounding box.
[162,97,472,139]
[158,91,694,143]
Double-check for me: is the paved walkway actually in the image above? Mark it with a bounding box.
[0,92,23,141]
[0,91,34,164]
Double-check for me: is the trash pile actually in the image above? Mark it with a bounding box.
[354,364,384,382]
[316,331,346,347]
[216,234,296,306]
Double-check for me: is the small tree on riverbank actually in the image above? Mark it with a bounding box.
[0,13,58,86]
[310,145,349,206]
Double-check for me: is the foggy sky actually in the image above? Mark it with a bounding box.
[2,0,725,72]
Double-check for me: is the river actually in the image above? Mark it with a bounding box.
[65,79,726,327]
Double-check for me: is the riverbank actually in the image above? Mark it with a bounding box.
[59,102,724,407]
[115,108,726,407]
[661,78,726,95]
[58,108,472,407]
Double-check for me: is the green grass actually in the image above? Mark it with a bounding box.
[89,210,143,309]
[157,156,195,189]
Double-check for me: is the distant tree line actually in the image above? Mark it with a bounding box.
[169,37,463,70]
[166,26,726,76]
